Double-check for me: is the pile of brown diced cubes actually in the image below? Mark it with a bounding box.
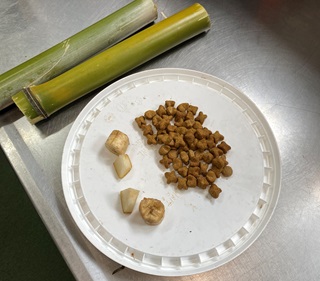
[135,100,232,199]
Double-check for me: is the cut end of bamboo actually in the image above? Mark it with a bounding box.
[12,90,45,124]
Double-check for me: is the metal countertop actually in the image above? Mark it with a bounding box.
[1,0,320,280]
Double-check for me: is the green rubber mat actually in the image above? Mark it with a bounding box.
[0,147,75,281]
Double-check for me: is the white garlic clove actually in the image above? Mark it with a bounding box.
[105,130,129,155]
[120,188,140,213]
[113,154,132,179]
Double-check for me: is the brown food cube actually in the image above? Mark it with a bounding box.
[144,110,156,119]
[209,184,222,198]
[159,155,172,168]
[142,124,153,136]
[156,105,166,117]
[195,111,207,124]
[177,177,188,190]
[177,103,189,112]
[222,165,233,177]
[165,100,175,107]
[200,162,209,175]
[206,170,217,183]
[188,105,198,115]
[197,175,209,189]
[135,116,146,128]
[167,149,178,160]
[180,151,189,164]
[165,171,178,184]
[177,166,188,177]
[187,175,197,187]
[213,131,224,143]
[173,158,183,170]
[188,166,200,177]
[146,134,157,145]
[218,141,231,153]
[159,145,171,155]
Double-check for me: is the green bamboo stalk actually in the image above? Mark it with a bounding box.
[13,3,211,124]
[0,0,157,110]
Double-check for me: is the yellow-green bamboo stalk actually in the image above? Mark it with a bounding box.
[0,0,157,110]
[13,3,211,124]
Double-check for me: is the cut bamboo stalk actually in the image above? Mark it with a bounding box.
[13,3,211,124]
[0,0,157,110]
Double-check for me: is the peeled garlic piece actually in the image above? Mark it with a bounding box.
[139,198,165,225]
[105,130,129,155]
[113,154,132,179]
[120,188,140,213]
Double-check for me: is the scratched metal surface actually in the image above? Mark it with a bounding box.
[1,0,320,280]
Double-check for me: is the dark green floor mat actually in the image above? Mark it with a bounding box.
[0,147,75,281]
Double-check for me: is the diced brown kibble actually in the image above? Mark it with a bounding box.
[202,151,214,164]
[195,128,209,140]
[207,138,215,149]
[188,105,198,115]
[197,175,209,189]
[189,155,200,167]
[135,116,146,128]
[188,150,195,159]
[188,139,198,150]
[159,145,171,155]
[193,121,203,129]
[173,158,183,170]
[158,119,170,130]
[165,171,178,184]
[213,131,224,143]
[146,134,157,145]
[166,124,177,132]
[177,177,188,190]
[187,175,197,187]
[157,134,173,145]
[188,128,196,135]
[196,139,208,151]
[195,150,204,160]
[210,147,224,158]
[195,111,207,124]
[156,105,166,117]
[165,100,175,107]
[212,157,226,169]
[218,141,231,154]
[177,103,189,112]
[152,115,162,127]
[144,110,156,120]
[167,150,178,160]
[142,124,153,136]
[176,126,187,135]
[174,135,186,148]
[166,106,177,116]
[159,155,172,168]
[184,131,195,144]
[175,110,187,120]
[184,119,195,128]
[174,120,184,127]
[209,184,222,198]
[185,111,195,120]
[177,166,188,177]
[180,151,189,164]
[211,167,222,178]
[206,170,217,183]
[222,165,233,177]
[188,166,200,177]
[162,114,173,121]
[200,162,209,175]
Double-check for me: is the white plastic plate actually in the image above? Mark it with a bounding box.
[61,68,281,276]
